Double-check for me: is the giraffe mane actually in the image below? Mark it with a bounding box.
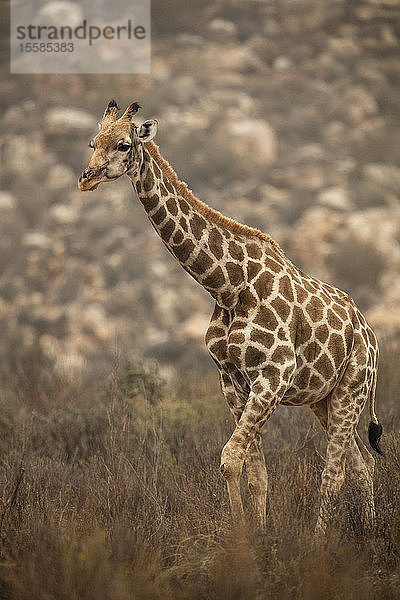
[145,141,282,251]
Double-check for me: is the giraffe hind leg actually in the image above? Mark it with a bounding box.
[220,369,293,529]
[310,394,375,536]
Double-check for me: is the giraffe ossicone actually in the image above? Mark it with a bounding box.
[79,101,383,536]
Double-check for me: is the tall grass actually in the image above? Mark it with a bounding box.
[0,343,399,599]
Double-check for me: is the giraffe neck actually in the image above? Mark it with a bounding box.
[129,141,278,309]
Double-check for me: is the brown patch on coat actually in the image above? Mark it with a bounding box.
[209,228,224,260]
[271,345,294,364]
[265,258,282,273]
[160,182,169,197]
[226,262,244,286]
[270,296,291,321]
[205,326,226,342]
[173,239,195,262]
[173,230,184,244]
[203,266,225,289]
[309,373,323,390]
[328,333,346,368]
[228,345,242,366]
[278,327,286,340]
[314,355,334,378]
[247,261,262,281]
[220,291,235,306]
[303,341,321,362]
[327,308,343,330]
[143,169,154,192]
[279,275,294,302]
[160,218,175,242]
[190,250,213,275]
[250,329,274,348]
[240,289,257,311]
[296,365,311,389]
[265,365,281,391]
[166,197,178,215]
[141,194,158,212]
[178,198,190,215]
[229,332,245,344]
[209,340,227,360]
[179,217,188,232]
[229,241,244,261]
[305,297,324,322]
[294,283,308,304]
[315,324,329,343]
[247,243,262,259]
[190,214,207,240]
[254,306,279,330]
[253,272,274,299]
[245,346,266,368]
[152,206,167,226]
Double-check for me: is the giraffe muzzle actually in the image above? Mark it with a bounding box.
[78,163,109,191]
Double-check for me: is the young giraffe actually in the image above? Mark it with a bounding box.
[79,101,383,536]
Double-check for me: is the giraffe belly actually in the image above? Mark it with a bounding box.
[281,353,347,406]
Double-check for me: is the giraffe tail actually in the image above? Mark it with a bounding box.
[368,369,383,456]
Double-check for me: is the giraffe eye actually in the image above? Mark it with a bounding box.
[117,142,131,152]
[88,140,95,149]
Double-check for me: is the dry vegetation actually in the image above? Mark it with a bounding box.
[0,338,400,600]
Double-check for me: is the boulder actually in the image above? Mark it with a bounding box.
[227,118,277,166]
[45,107,97,133]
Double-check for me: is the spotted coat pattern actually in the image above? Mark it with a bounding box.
[127,139,380,536]
[79,99,380,538]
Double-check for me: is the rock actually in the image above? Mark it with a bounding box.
[329,86,379,126]
[207,19,237,41]
[273,56,294,72]
[270,164,325,191]
[363,164,400,192]
[327,36,361,58]
[23,232,53,249]
[169,75,200,105]
[38,1,84,27]
[0,133,52,173]
[0,191,16,211]
[322,121,349,151]
[45,107,97,133]
[226,118,277,166]
[46,163,75,190]
[49,203,80,224]
[317,187,352,211]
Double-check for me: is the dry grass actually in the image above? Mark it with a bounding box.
[0,344,399,600]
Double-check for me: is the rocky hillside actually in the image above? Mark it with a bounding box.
[1,0,400,379]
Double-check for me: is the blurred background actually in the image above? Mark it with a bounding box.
[1,0,400,385]
[2,3,400,596]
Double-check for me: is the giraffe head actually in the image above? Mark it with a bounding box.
[78,100,158,191]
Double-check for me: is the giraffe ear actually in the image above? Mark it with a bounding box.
[138,119,158,142]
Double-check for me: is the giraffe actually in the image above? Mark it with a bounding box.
[78,100,383,537]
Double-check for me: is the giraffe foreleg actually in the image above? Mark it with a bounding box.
[219,371,268,530]
[220,371,292,528]
[245,433,268,530]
